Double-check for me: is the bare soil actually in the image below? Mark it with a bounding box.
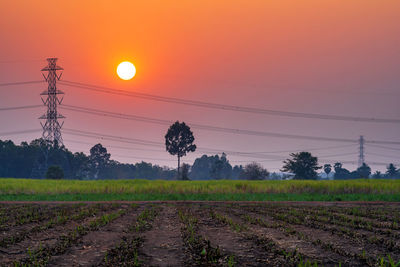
[0,202,399,267]
[47,204,138,266]
[140,205,185,267]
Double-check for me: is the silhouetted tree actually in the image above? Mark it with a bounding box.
[334,162,342,170]
[45,165,64,179]
[134,162,156,179]
[210,153,232,179]
[0,138,179,180]
[240,162,269,180]
[190,155,215,180]
[333,162,351,180]
[323,164,332,179]
[269,172,283,180]
[165,121,196,178]
[356,163,371,178]
[190,153,232,180]
[385,163,399,178]
[89,144,111,179]
[180,163,191,180]
[281,152,321,180]
[231,165,244,180]
[372,171,383,179]
[70,152,90,179]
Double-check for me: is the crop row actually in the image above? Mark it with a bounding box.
[101,205,159,266]
[244,208,400,267]
[0,204,122,249]
[209,207,319,267]
[1,203,400,267]
[238,208,364,266]
[178,207,235,266]
[257,205,400,250]
[317,206,400,224]
[243,204,399,243]
[13,206,128,267]
[267,205,400,231]
[234,205,400,266]
[0,204,85,230]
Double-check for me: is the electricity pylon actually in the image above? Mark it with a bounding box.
[39,58,65,146]
[358,135,365,167]
[31,58,65,178]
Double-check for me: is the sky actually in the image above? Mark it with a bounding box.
[1,0,399,172]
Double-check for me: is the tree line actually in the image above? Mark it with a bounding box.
[0,121,399,180]
[164,121,400,180]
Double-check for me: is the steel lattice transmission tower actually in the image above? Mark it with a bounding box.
[39,58,65,146]
[358,135,365,167]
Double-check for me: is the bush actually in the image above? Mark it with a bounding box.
[180,163,190,180]
[45,165,64,179]
[240,162,269,180]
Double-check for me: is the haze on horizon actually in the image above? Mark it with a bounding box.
[0,0,399,172]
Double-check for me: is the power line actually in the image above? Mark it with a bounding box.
[0,108,396,163]
[0,80,44,87]
[63,128,162,147]
[0,105,42,111]
[2,79,397,126]
[63,139,164,153]
[60,104,358,143]
[318,160,389,166]
[64,138,353,155]
[317,152,358,158]
[59,80,400,124]
[1,76,396,168]
[366,152,399,160]
[365,140,400,146]
[0,129,41,136]
[367,144,400,152]
[62,128,288,160]
[229,159,285,163]
[66,143,175,162]
[63,128,385,166]
[0,128,389,166]
[216,144,355,155]
[60,104,400,145]
[228,152,361,163]
[66,140,364,165]
[111,154,176,162]
[201,157,390,166]
[0,59,44,64]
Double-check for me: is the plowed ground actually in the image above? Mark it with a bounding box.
[0,202,399,267]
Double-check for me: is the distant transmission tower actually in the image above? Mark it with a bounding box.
[358,135,365,167]
[39,58,65,146]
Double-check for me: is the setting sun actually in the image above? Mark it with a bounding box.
[116,61,136,80]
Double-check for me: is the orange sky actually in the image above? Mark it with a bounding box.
[1,1,399,171]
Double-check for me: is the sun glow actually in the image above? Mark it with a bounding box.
[117,61,136,80]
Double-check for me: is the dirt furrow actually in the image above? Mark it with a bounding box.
[0,204,87,243]
[140,205,185,267]
[280,205,400,233]
[0,204,119,266]
[192,206,288,267]
[0,202,399,266]
[215,206,363,266]
[47,204,138,266]
[254,205,400,255]
[234,205,400,264]
[0,204,60,231]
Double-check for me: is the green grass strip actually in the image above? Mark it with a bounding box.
[1,178,400,194]
[0,193,399,201]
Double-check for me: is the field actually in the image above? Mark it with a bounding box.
[0,202,399,266]
[1,179,400,201]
